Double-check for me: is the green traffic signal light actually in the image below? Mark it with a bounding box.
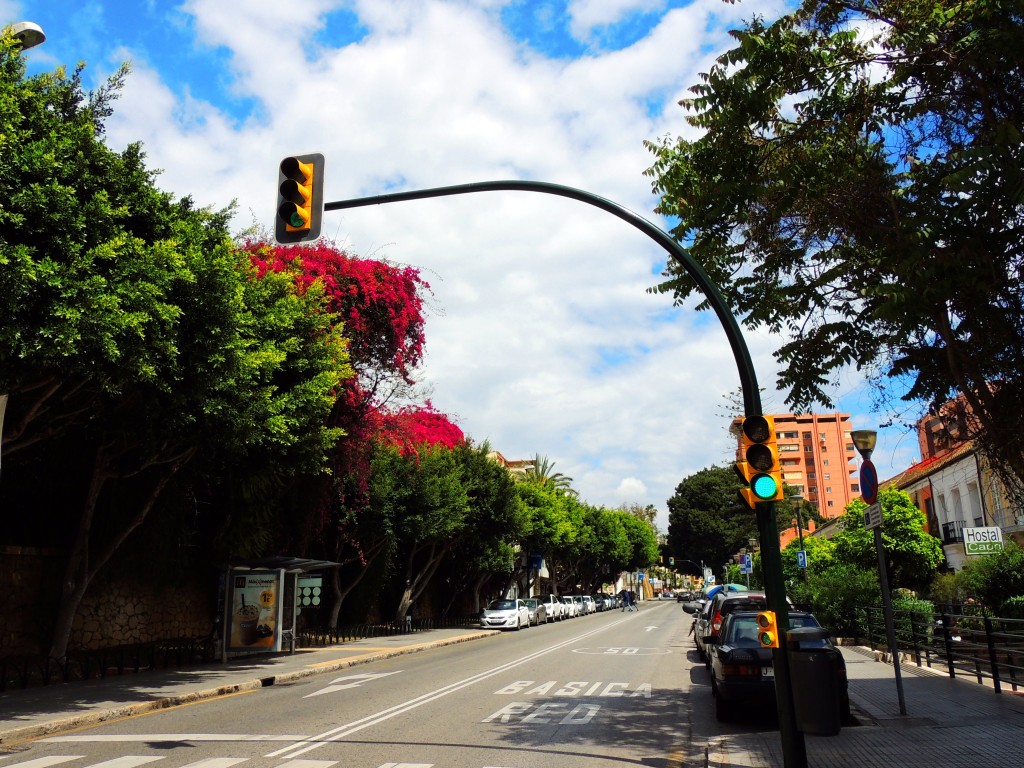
[275,153,324,244]
[752,473,779,500]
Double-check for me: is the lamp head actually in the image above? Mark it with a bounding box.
[850,429,878,461]
[10,21,46,50]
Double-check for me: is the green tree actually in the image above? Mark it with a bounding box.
[0,46,349,657]
[644,0,1024,499]
[388,442,470,623]
[831,487,945,591]
[957,540,1024,613]
[666,465,758,575]
[523,453,577,497]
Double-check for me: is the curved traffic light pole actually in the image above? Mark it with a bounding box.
[325,179,806,767]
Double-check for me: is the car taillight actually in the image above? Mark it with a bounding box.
[721,662,758,678]
[711,611,723,633]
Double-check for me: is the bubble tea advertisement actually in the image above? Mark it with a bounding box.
[228,571,282,652]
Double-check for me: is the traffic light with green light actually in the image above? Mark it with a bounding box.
[735,415,784,507]
[756,610,780,648]
[275,153,324,244]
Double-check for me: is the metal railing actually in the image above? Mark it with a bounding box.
[860,606,1024,694]
[0,636,219,692]
[297,614,479,646]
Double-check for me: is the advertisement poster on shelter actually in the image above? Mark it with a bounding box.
[228,571,281,652]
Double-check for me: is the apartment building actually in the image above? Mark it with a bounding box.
[736,413,859,545]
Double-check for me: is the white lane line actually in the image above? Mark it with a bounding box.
[275,762,338,768]
[267,616,633,760]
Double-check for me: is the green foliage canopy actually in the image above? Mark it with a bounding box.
[832,487,945,591]
[645,0,1024,493]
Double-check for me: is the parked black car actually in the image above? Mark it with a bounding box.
[695,592,774,664]
[707,610,850,723]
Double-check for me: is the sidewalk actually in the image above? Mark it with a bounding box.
[0,627,497,746]
[707,645,1024,768]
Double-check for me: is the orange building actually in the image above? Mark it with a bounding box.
[735,413,859,546]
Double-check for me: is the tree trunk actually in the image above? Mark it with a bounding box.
[48,445,188,659]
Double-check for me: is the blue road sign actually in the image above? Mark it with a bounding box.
[860,459,879,505]
[796,550,807,569]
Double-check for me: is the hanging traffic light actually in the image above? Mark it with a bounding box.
[735,415,784,505]
[756,610,780,648]
[275,153,324,244]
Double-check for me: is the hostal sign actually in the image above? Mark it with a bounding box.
[963,526,1003,556]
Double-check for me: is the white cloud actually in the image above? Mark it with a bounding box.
[567,0,665,41]
[80,0,891,533]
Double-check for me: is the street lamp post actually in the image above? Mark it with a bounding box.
[851,430,907,716]
[792,495,807,583]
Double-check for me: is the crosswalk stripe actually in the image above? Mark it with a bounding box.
[178,760,248,768]
[275,762,338,768]
[79,758,164,768]
[0,757,85,768]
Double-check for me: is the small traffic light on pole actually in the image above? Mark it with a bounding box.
[756,610,780,648]
[275,153,324,244]
[735,415,784,507]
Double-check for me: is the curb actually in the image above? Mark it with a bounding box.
[0,630,497,746]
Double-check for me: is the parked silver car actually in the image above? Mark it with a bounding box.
[523,598,547,626]
[481,598,530,631]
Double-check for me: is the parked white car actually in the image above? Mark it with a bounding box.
[481,598,530,631]
[582,595,597,614]
[559,595,579,618]
[540,594,563,621]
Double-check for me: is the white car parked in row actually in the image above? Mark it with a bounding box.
[481,598,530,631]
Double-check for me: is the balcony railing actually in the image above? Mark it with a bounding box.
[942,519,965,544]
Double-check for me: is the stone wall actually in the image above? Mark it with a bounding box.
[1,546,215,656]
[71,577,215,650]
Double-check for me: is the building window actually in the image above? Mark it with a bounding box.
[823,459,829,466]
[851,484,859,493]
[807,472,816,479]
[780,444,799,452]
[826,487,832,493]
[781,431,799,439]
[827,501,834,507]
[824,473,830,480]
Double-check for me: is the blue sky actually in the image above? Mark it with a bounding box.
[10,0,921,528]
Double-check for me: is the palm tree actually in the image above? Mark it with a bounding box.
[523,453,577,497]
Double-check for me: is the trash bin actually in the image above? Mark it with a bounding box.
[786,626,842,736]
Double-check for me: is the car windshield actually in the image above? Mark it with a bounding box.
[488,600,516,610]
[524,599,538,608]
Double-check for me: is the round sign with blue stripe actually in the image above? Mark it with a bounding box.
[860,459,878,505]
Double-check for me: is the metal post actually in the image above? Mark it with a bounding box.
[795,501,807,583]
[874,527,908,715]
[326,179,805,768]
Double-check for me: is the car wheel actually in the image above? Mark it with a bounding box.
[515,616,521,631]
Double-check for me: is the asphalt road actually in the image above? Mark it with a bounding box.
[4,601,782,768]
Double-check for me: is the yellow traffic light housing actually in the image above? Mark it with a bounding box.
[275,153,324,244]
[735,415,784,504]
[756,610,780,648]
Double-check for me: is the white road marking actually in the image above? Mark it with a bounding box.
[71,758,163,768]
[266,616,633,760]
[304,671,402,698]
[275,762,337,768]
[0,758,85,768]
[179,760,249,768]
